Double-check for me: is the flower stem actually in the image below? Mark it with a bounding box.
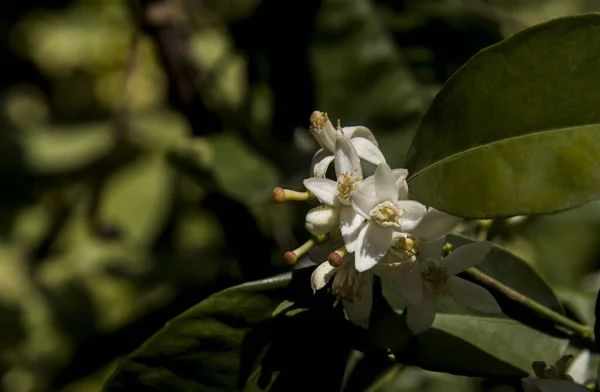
[465,267,595,342]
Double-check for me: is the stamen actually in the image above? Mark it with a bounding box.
[336,171,361,204]
[420,258,450,295]
[272,187,312,203]
[310,111,329,129]
[369,201,402,227]
[328,246,347,267]
[391,234,419,259]
[284,234,329,265]
[442,242,453,257]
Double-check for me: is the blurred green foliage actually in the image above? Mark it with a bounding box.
[1,0,600,391]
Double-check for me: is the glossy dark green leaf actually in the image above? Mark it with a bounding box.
[555,287,597,326]
[406,14,600,218]
[103,274,291,392]
[371,302,568,378]
[404,314,568,378]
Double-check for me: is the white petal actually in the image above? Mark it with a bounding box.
[393,169,408,183]
[351,188,379,219]
[334,136,362,179]
[303,178,339,207]
[444,241,493,276]
[418,237,445,261]
[374,163,397,202]
[530,379,590,392]
[447,277,501,313]
[397,181,408,200]
[395,200,428,231]
[342,125,379,146]
[392,260,423,307]
[406,289,438,335]
[355,222,392,272]
[309,116,337,152]
[305,206,341,236]
[568,350,590,384]
[340,206,365,253]
[411,207,462,241]
[360,168,407,192]
[342,274,373,329]
[350,137,386,165]
[310,149,335,178]
[311,262,337,292]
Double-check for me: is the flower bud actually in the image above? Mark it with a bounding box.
[305,206,340,236]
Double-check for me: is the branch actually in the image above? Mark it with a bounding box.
[466,267,595,342]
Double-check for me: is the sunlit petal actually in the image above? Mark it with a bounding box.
[311,262,338,292]
[343,125,378,145]
[355,222,392,272]
[335,136,362,179]
[351,188,379,219]
[350,137,386,165]
[395,200,427,231]
[304,178,339,207]
[340,206,365,253]
[311,149,335,178]
[374,163,397,202]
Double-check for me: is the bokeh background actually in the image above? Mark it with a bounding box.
[2,0,600,391]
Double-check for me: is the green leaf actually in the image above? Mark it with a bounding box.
[405,314,568,378]
[103,273,291,392]
[23,123,114,175]
[99,153,175,247]
[208,133,279,205]
[370,307,568,378]
[406,14,600,218]
[103,272,354,391]
[555,287,597,326]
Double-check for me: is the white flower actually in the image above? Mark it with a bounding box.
[392,239,501,334]
[304,136,365,248]
[522,352,591,392]
[387,207,462,261]
[309,111,386,178]
[350,163,427,272]
[311,255,373,328]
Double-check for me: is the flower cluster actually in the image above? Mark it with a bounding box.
[274,111,501,333]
